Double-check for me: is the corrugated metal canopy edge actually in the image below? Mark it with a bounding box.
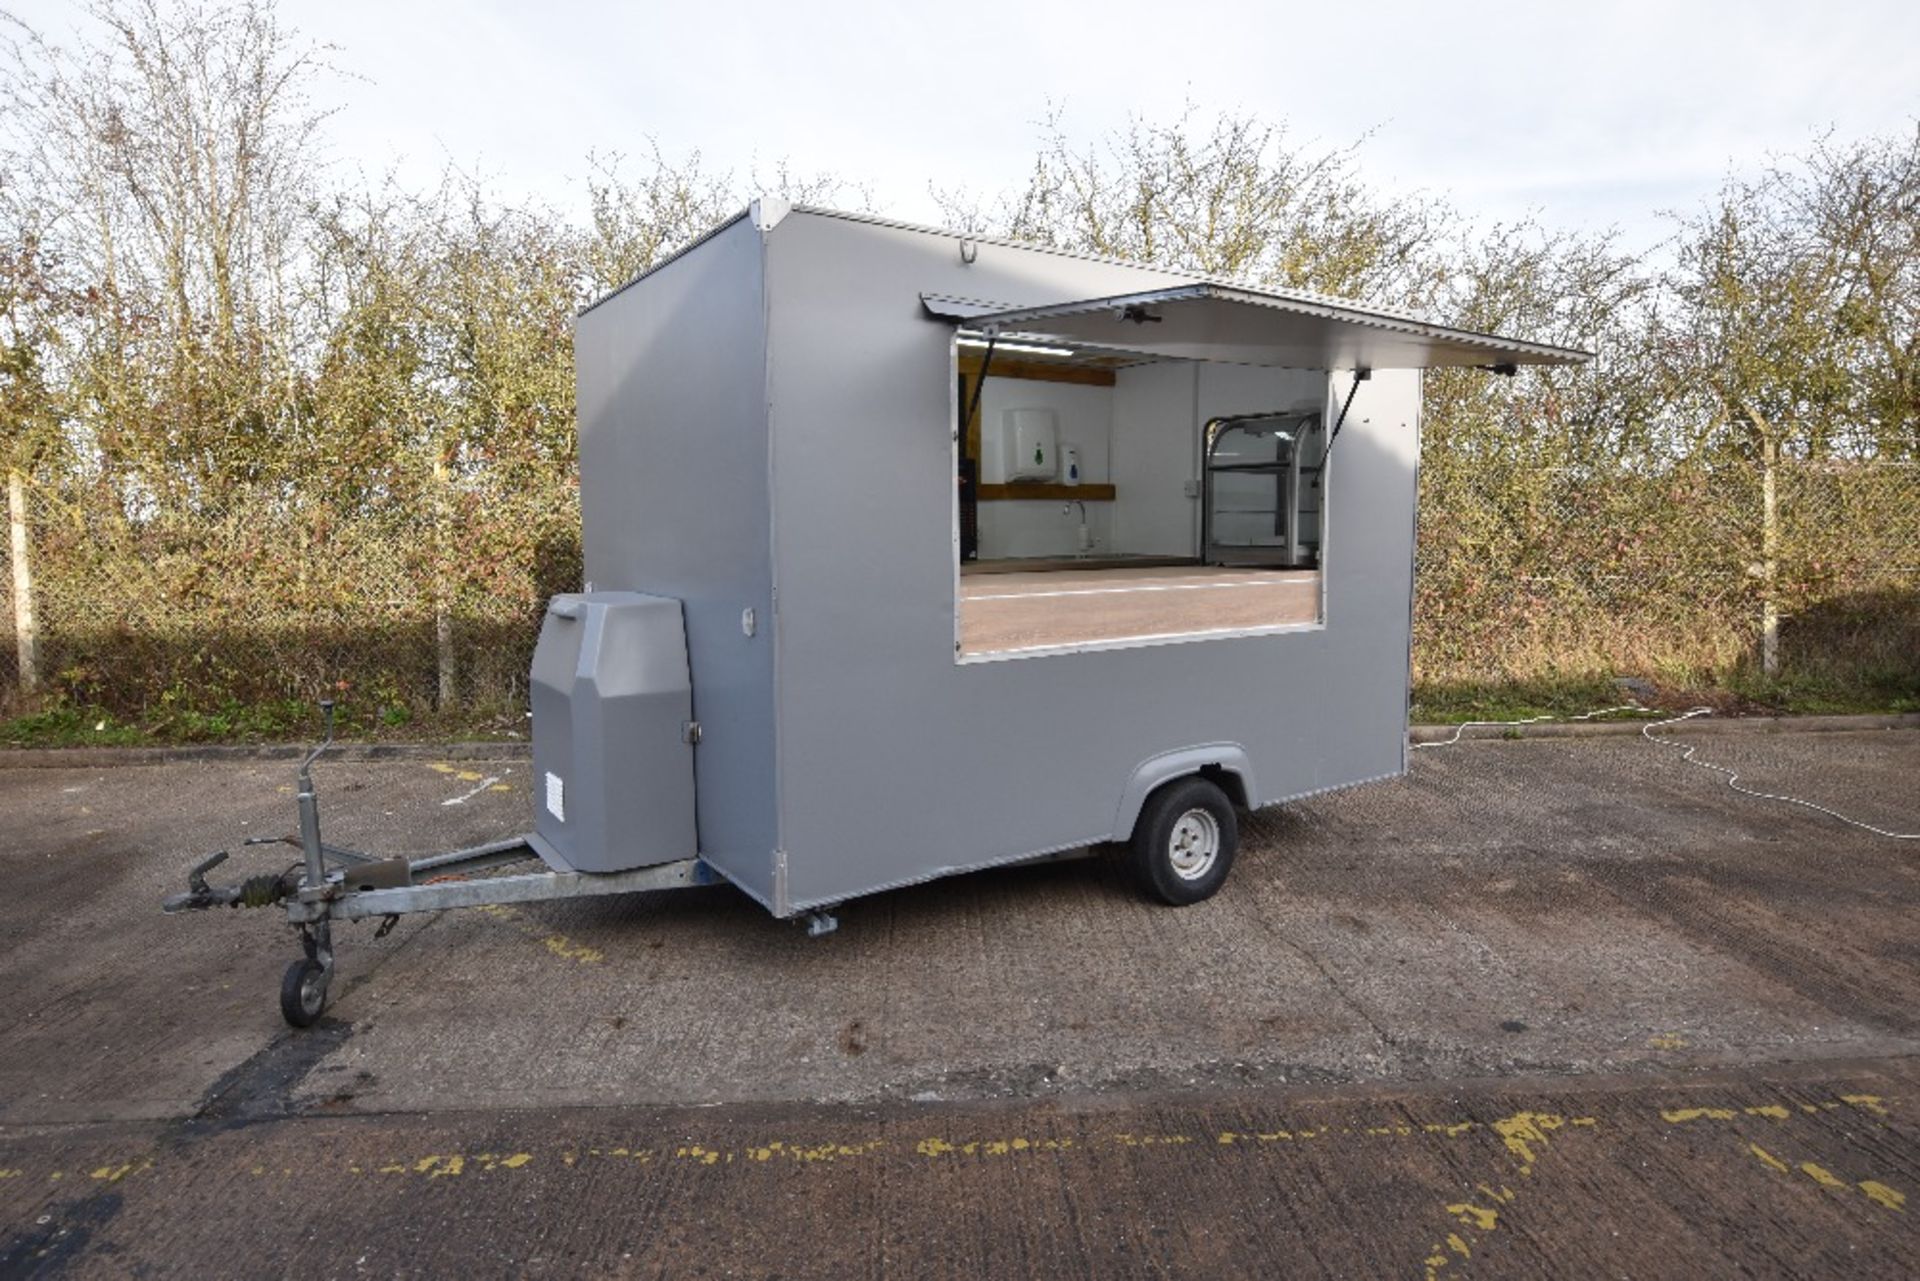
[924,284,1594,370]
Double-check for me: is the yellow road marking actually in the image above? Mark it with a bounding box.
[0,1080,1896,1268]
[1745,1140,1906,1213]
[0,1115,1593,1190]
[1424,1114,1595,1277]
[1859,1181,1906,1212]
[1111,1133,1192,1147]
[426,763,486,782]
[1490,1111,1593,1174]
[88,1160,151,1183]
[918,1136,1072,1157]
[1799,1161,1848,1190]
[569,1147,650,1165]
[475,904,604,965]
[748,1141,886,1163]
[1216,1121,1504,1148]
[1663,1097,1891,1126]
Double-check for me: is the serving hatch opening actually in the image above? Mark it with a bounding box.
[941,318,1331,660]
[931,281,1589,662]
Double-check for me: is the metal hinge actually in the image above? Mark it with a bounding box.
[682,721,701,745]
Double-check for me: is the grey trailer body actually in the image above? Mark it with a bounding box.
[162,202,1588,1026]
[569,213,777,881]
[564,203,1588,915]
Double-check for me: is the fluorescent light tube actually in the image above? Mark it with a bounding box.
[956,335,1076,359]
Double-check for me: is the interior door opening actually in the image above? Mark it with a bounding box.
[1202,411,1324,570]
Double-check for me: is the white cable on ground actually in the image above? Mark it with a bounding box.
[1411,705,1646,749]
[1639,707,1920,840]
[1414,702,1919,840]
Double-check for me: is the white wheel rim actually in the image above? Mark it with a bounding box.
[1168,808,1220,880]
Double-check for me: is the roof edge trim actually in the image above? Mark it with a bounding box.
[577,209,754,318]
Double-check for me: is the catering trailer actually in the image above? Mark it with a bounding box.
[165,202,1590,1026]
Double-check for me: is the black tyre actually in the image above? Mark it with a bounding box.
[280,957,328,1028]
[1127,775,1238,906]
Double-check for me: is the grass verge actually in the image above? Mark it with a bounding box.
[4,668,1916,749]
[1406,667,1916,727]
[1,699,529,749]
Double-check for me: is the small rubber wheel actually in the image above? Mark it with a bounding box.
[280,958,329,1028]
[1128,775,1238,906]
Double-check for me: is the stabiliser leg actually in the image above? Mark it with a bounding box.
[281,702,340,1028]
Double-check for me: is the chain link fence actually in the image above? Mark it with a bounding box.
[1,469,580,729]
[1415,456,1920,690]
[2,456,1917,728]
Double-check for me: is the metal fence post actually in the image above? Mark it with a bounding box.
[433,454,458,710]
[1759,431,1780,677]
[7,469,41,694]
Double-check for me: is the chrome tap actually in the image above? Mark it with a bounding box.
[1062,501,1091,557]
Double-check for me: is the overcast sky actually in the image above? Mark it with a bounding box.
[15,0,1920,253]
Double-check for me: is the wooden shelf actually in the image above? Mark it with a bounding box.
[957,355,1116,387]
[976,483,1117,502]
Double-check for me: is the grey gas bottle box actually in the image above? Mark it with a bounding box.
[530,592,697,873]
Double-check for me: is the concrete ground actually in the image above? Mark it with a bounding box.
[0,727,1916,1277]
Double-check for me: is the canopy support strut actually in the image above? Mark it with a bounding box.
[961,328,998,441]
[1322,367,1372,460]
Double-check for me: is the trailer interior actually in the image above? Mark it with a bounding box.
[955,330,1329,659]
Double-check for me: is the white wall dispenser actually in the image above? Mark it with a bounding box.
[1001,407,1058,482]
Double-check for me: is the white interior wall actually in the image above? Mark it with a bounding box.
[1198,363,1327,424]
[1108,361,1331,558]
[976,377,1113,559]
[1108,362,1198,557]
[974,362,1332,562]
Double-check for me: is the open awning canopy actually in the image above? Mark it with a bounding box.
[923,284,1593,371]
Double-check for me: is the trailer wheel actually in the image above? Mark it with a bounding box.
[280,958,329,1028]
[1128,775,1238,906]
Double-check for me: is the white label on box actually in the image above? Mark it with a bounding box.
[545,771,565,822]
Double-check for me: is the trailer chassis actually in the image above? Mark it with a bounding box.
[161,702,746,1027]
